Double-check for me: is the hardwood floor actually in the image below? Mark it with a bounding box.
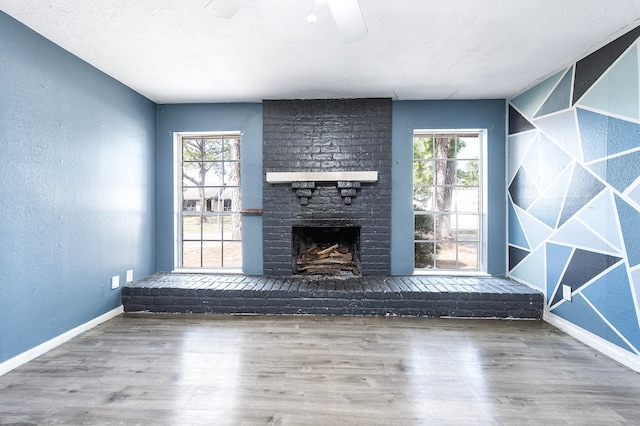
[1,315,639,425]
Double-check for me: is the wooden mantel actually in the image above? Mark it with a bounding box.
[265,171,378,183]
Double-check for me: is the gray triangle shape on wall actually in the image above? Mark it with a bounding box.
[509,245,530,271]
[615,195,640,268]
[557,164,606,228]
[527,164,574,229]
[550,249,621,306]
[573,25,640,105]
[535,67,573,118]
[508,167,539,211]
[509,105,536,135]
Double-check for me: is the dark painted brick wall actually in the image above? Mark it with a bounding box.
[263,99,392,275]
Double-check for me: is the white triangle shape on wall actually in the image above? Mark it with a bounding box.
[534,109,583,162]
[507,131,538,184]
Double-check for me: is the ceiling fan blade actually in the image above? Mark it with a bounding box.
[326,0,368,43]
[205,0,241,18]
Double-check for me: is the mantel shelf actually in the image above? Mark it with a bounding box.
[266,171,378,183]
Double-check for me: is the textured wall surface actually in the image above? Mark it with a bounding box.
[0,12,157,362]
[155,103,263,274]
[508,26,640,358]
[262,99,392,276]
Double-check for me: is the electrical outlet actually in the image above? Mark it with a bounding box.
[111,275,120,290]
[126,269,134,283]
[562,284,572,301]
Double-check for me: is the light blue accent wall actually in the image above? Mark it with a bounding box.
[508,26,640,358]
[156,104,263,274]
[0,12,157,362]
[391,100,507,275]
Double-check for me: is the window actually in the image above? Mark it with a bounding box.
[179,134,241,269]
[413,131,481,271]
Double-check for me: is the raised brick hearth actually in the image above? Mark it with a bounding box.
[123,273,543,319]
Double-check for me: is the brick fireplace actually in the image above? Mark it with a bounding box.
[262,98,392,276]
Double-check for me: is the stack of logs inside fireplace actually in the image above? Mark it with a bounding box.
[297,243,357,274]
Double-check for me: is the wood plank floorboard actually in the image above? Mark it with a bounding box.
[1,315,639,425]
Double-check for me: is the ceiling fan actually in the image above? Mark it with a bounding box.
[204,0,368,43]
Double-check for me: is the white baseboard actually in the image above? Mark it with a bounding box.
[545,310,640,373]
[0,305,123,376]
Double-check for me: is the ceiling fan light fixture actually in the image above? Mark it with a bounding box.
[307,0,318,24]
[326,0,368,43]
[205,0,241,18]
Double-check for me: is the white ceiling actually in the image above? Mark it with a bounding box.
[2,0,640,104]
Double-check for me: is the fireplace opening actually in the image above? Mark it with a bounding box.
[292,226,361,275]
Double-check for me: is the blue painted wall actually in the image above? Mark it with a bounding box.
[0,12,157,363]
[392,101,507,275]
[157,101,507,276]
[508,26,640,357]
[156,104,263,274]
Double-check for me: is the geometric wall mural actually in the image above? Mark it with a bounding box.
[508,26,640,356]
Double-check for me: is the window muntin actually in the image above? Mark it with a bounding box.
[179,134,241,269]
[413,132,481,271]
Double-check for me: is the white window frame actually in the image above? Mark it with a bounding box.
[412,129,487,275]
[173,131,243,273]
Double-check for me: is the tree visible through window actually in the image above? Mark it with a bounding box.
[413,132,481,271]
[180,134,241,268]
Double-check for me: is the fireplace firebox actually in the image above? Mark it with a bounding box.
[292,226,361,275]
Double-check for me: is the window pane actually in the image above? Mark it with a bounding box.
[183,189,203,211]
[202,216,222,240]
[431,213,450,240]
[222,214,242,241]
[203,162,223,185]
[182,164,201,187]
[202,241,222,268]
[182,241,202,268]
[414,214,435,241]
[205,188,231,212]
[204,138,224,161]
[182,216,201,240]
[433,136,456,159]
[414,159,433,182]
[435,242,458,269]
[225,138,241,161]
[223,241,243,267]
[456,214,479,240]
[413,137,433,159]
[182,199,197,212]
[459,242,479,270]
[433,160,455,186]
[456,160,479,186]
[413,187,433,211]
[415,242,435,268]
[432,186,453,212]
[183,138,205,161]
[221,215,233,240]
[453,188,479,213]
[457,137,480,159]
[225,167,241,188]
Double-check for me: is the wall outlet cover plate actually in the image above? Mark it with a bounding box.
[563,284,572,301]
